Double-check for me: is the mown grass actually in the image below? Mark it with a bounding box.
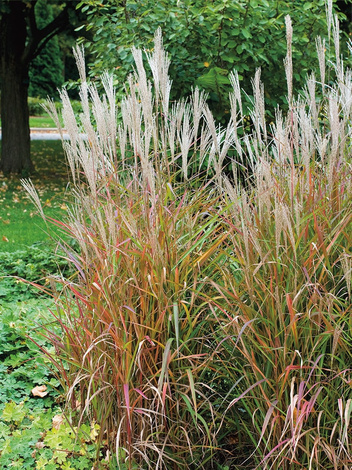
[29,115,59,128]
[0,140,69,252]
[0,114,59,129]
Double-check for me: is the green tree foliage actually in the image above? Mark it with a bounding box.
[28,0,64,99]
[77,0,348,120]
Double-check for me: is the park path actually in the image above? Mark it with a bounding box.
[29,128,70,140]
[0,128,70,140]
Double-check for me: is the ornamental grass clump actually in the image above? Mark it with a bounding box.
[25,31,232,469]
[23,7,352,470]
[210,12,352,470]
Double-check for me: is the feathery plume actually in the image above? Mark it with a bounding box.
[229,71,243,160]
[191,87,207,142]
[316,36,326,92]
[284,15,293,107]
[251,68,267,143]
[21,179,46,221]
[326,0,333,41]
[146,28,172,117]
[333,15,341,80]
[131,47,153,128]
[178,105,194,180]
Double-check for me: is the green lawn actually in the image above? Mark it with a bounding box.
[0,114,62,129]
[0,140,70,252]
[29,115,59,128]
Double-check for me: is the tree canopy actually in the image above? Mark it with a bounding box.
[77,0,349,120]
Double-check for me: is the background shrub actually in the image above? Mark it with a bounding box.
[28,97,47,116]
[76,0,348,120]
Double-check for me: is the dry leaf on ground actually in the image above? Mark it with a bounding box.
[31,385,48,397]
[52,414,64,429]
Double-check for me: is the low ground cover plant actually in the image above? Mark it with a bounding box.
[0,243,74,302]
[22,5,352,469]
[0,300,105,470]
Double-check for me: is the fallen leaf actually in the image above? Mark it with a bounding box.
[2,219,10,224]
[31,385,48,398]
[2,236,9,242]
[52,414,64,429]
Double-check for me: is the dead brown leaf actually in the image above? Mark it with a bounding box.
[31,385,48,398]
[52,414,64,430]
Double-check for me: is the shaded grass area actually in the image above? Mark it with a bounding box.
[0,140,70,252]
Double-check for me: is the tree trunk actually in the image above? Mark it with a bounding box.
[0,63,33,175]
[0,1,34,175]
